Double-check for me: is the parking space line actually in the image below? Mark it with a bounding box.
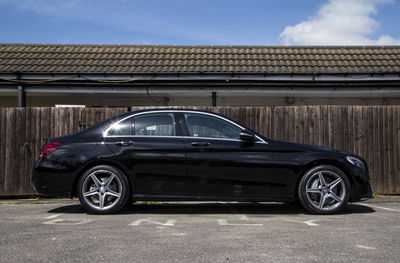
[217,219,263,226]
[172,232,187,236]
[285,219,320,226]
[43,218,93,225]
[44,214,62,219]
[356,245,376,250]
[363,204,400,213]
[129,219,176,226]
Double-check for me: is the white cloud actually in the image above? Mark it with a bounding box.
[280,0,400,45]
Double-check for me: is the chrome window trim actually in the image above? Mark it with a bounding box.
[103,110,267,144]
[103,134,265,144]
[183,136,267,144]
[104,111,176,137]
[105,135,180,138]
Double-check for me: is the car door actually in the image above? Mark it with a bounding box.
[179,112,275,198]
[103,111,187,196]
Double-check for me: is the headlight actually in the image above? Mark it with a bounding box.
[346,156,365,170]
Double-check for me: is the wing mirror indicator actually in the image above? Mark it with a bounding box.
[240,130,255,142]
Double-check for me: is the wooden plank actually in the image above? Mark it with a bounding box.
[25,107,35,195]
[4,108,16,195]
[272,107,279,140]
[264,107,272,138]
[355,106,361,156]
[292,106,298,143]
[371,106,378,192]
[381,106,388,194]
[383,106,390,194]
[365,106,374,192]
[0,108,6,195]
[15,108,25,195]
[322,105,330,147]
[395,106,400,194]
[327,106,333,148]
[387,107,395,194]
[313,106,320,146]
[377,106,384,193]
[343,106,350,153]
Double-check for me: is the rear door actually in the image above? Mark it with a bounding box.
[103,111,187,195]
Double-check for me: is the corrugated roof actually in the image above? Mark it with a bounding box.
[0,43,400,73]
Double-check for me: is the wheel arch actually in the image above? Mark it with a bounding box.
[71,160,132,198]
[294,159,355,201]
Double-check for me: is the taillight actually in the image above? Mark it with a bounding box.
[39,142,62,158]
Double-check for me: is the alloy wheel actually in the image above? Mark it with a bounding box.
[305,170,346,211]
[81,170,123,210]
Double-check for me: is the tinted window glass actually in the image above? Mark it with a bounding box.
[184,113,241,139]
[134,113,175,136]
[107,118,133,136]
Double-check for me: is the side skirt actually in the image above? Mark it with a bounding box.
[132,194,293,202]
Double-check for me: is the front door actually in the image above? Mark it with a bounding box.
[179,112,275,198]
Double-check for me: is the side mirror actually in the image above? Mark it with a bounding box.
[240,130,255,142]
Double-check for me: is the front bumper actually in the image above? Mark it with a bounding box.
[353,182,373,202]
[347,163,373,202]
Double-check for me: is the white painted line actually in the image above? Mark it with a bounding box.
[173,232,187,237]
[217,219,263,226]
[129,219,176,226]
[239,215,249,220]
[356,245,376,250]
[363,204,400,213]
[43,219,93,225]
[44,214,62,219]
[285,219,320,226]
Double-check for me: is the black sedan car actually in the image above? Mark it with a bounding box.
[33,109,372,214]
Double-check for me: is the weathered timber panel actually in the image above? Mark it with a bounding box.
[0,106,399,195]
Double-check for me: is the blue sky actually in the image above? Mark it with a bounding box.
[0,0,399,45]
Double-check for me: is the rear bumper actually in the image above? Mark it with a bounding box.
[32,160,75,197]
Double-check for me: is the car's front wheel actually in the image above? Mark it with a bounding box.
[298,165,350,214]
[77,165,130,214]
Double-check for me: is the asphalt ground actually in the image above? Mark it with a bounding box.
[0,197,399,263]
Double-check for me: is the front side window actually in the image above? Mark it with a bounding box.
[134,113,175,136]
[184,113,241,140]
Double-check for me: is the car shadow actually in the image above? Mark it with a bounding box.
[47,202,375,215]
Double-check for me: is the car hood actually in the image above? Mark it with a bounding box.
[270,140,350,155]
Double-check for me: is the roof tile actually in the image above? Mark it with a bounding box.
[1,43,400,73]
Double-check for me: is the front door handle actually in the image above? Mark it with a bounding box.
[115,141,134,147]
[191,142,210,147]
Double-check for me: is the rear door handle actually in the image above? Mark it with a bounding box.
[115,141,134,146]
[191,142,210,147]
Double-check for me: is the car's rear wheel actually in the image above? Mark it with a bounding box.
[78,165,130,214]
[298,165,350,214]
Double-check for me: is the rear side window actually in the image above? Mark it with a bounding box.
[134,113,175,136]
[107,112,176,136]
[107,118,133,136]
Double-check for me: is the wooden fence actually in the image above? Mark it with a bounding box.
[0,106,399,196]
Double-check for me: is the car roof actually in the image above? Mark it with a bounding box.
[115,108,224,119]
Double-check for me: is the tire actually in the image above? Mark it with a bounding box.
[298,165,350,214]
[77,165,130,214]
